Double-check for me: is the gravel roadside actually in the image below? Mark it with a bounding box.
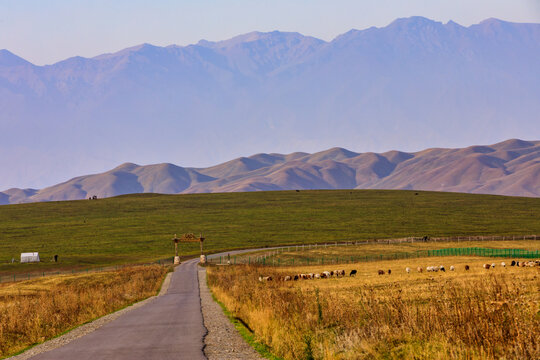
[8,270,173,360]
[198,267,264,360]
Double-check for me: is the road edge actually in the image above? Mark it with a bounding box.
[7,270,174,360]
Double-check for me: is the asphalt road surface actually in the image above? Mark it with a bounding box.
[31,259,206,360]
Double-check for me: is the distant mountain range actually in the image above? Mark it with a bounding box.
[1,138,538,204]
[1,17,539,191]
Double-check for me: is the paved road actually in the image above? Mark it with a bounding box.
[31,259,206,360]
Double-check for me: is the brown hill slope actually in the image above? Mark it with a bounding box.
[1,139,538,204]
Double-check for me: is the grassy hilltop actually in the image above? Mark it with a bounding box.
[1,190,539,274]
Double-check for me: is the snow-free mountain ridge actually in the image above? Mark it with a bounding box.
[1,139,539,204]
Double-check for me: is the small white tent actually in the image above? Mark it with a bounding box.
[20,252,40,263]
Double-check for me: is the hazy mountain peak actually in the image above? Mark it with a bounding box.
[198,30,325,50]
[0,49,31,67]
[92,43,163,61]
[479,18,509,26]
[389,16,440,28]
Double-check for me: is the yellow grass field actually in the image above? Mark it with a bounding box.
[0,265,169,358]
[208,257,540,359]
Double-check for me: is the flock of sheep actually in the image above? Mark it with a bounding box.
[259,269,354,282]
[258,259,540,282]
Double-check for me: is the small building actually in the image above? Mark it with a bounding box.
[20,252,40,263]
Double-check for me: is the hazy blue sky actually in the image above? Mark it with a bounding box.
[1,0,540,65]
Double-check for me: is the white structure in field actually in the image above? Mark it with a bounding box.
[20,252,40,263]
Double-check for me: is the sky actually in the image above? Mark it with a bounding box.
[1,0,539,65]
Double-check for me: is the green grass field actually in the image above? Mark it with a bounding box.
[1,190,539,274]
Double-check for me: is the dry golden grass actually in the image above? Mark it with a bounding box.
[0,265,169,358]
[208,257,540,359]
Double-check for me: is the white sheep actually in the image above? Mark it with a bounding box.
[449,265,455,271]
[501,262,506,267]
[405,267,411,273]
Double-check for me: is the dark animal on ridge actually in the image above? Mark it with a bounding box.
[349,269,357,277]
[378,270,385,275]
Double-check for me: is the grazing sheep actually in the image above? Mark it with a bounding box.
[283,275,291,281]
[491,263,496,268]
[378,270,385,275]
[322,271,331,278]
[501,262,506,267]
[259,276,273,282]
[417,267,423,273]
[405,267,411,273]
[511,260,516,266]
[314,273,321,279]
[483,263,491,270]
[439,265,446,272]
[449,266,455,271]
[335,269,346,277]
[387,269,392,275]
[465,265,470,271]
[349,269,357,277]
[293,275,299,281]
[426,266,438,272]
[308,273,314,279]
[330,271,334,276]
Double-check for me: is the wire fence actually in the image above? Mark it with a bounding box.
[3,234,539,282]
[209,247,540,267]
